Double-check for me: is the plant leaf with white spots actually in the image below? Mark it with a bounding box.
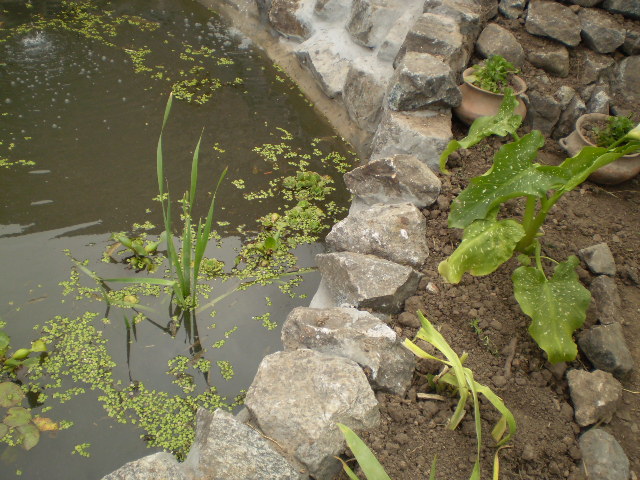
[513,256,590,363]
[448,131,567,229]
[439,219,525,284]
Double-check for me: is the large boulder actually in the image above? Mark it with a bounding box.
[347,0,403,48]
[102,453,187,480]
[476,23,525,67]
[578,8,625,54]
[566,369,622,427]
[525,1,582,47]
[245,349,379,479]
[602,0,640,20]
[182,409,305,480]
[370,109,452,170]
[268,0,313,41]
[613,56,640,103]
[326,202,429,267]
[342,60,392,133]
[316,251,422,313]
[386,52,461,111]
[399,13,469,73]
[343,154,442,208]
[281,307,416,394]
[579,429,630,480]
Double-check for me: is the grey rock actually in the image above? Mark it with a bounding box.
[399,13,469,73]
[579,429,630,480]
[316,251,422,313]
[526,91,562,134]
[579,8,625,54]
[102,453,187,480]
[553,92,586,140]
[182,409,306,480]
[476,23,525,67]
[268,0,313,41]
[590,275,621,325]
[245,349,379,479]
[281,307,416,394]
[614,56,640,102]
[622,28,640,56]
[525,1,581,47]
[587,87,610,115]
[580,50,615,85]
[387,52,461,111]
[342,61,390,133]
[347,0,403,48]
[602,0,640,20]
[566,369,622,426]
[294,39,350,98]
[377,10,420,63]
[579,243,617,276]
[344,153,442,207]
[370,109,452,170]
[422,0,482,38]
[326,203,429,267]
[527,44,569,77]
[578,323,634,379]
[314,0,353,21]
[568,0,602,6]
[499,0,527,19]
[474,0,499,21]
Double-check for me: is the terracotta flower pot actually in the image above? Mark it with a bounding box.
[453,67,527,126]
[559,113,640,185]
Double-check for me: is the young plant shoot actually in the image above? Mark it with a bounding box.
[439,90,640,363]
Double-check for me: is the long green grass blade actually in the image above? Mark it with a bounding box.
[429,456,437,480]
[189,132,203,209]
[336,458,362,480]
[102,277,177,286]
[337,424,392,480]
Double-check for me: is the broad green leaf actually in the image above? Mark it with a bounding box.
[0,331,9,355]
[513,256,590,363]
[448,131,566,228]
[0,382,25,407]
[30,340,46,353]
[4,406,31,428]
[440,89,522,173]
[439,219,525,284]
[18,423,40,450]
[337,424,392,480]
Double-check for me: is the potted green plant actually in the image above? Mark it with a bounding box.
[560,113,640,184]
[454,55,527,125]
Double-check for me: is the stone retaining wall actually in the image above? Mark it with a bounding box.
[104,0,638,478]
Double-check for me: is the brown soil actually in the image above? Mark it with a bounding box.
[337,129,640,479]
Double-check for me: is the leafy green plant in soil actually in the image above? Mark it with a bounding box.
[338,313,515,480]
[466,55,519,94]
[439,90,640,362]
[594,114,636,148]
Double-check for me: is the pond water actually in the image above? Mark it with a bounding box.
[0,0,354,478]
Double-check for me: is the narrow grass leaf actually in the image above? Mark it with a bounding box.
[337,424,392,480]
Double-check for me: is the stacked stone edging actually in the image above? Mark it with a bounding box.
[104,0,638,478]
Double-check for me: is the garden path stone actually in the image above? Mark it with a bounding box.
[268,0,313,41]
[182,409,306,480]
[344,153,441,207]
[281,307,416,394]
[476,23,525,67]
[342,60,392,133]
[527,44,570,77]
[326,202,429,268]
[578,323,634,379]
[566,369,622,426]
[499,0,526,19]
[579,429,630,480]
[614,56,640,103]
[399,13,469,73]
[386,52,461,111]
[589,275,621,325]
[347,0,403,48]
[316,251,422,313]
[602,0,640,20]
[525,1,581,47]
[369,109,452,170]
[579,243,617,276]
[101,452,188,480]
[244,349,379,479]
[578,8,625,54]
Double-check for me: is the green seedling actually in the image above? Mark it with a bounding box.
[439,90,640,363]
[404,313,516,480]
[1,330,47,373]
[109,231,166,272]
[594,114,635,148]
[466,55,519,94]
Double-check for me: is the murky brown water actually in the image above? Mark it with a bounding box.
[0,0,353,477]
